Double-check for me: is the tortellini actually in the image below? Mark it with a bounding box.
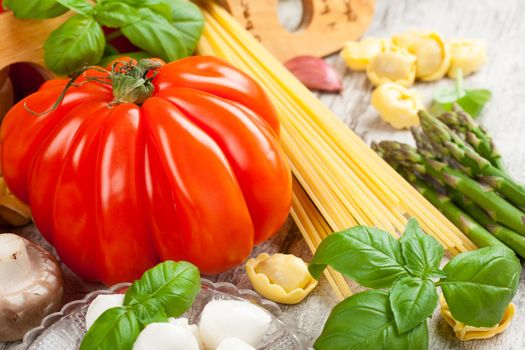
[367,45,417,87]
[447,39,487,78]
[371,82,424,129]
[394,31,450,81]
[440,295,515,341]
[246,253,317,304]
[341,37,389,71]
[342,32,486,85]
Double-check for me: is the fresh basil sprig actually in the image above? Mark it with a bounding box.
[4,0,67,19]
[432,69,492,118]
[80,261,201,350]
[7,0,204,75]
[310,218,521,350]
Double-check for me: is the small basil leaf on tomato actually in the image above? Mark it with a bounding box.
[94,1,142,28]
[440,246,521,327]
[389,276,438,333]
[400,218,444,278]
[80,307,140,350]
[124,261,200,318]
[314,290,428,350]
[56,0,94,16]
[5,0,67,19]
[44,14,105,75]
[308,226,408,289]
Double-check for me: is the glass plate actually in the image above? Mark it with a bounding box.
[15,279,310,350]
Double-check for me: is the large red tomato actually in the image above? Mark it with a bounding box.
[1,56,292,284]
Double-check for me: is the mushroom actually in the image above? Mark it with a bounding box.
[217,337,256,350]
[0,233,64,341]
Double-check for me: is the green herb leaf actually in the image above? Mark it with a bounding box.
[440,246,521,327]
[80,307,140,350]
[121,7,188,60]
[56,0,94,16]
[314,290,428,350]
[309,226,408,288]
[400,218,444,278]
[94,1,142,28]
[390,276,438,333]
[44,14,105,75]
[5,0,67,19]
[433,86,464,105]
[119,0,204,61]
[168,0,205,54]
[457,89,492,117]
[131,299,168,327]
[124,261,200,317]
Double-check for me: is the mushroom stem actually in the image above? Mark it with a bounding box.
[0,234,31,293]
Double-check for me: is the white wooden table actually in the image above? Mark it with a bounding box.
[2,0,525,349]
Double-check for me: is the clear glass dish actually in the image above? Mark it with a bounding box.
[14,279,310,350]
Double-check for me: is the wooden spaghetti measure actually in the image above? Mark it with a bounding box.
[0,0,374,74]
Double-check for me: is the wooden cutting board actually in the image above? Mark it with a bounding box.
[0,0,374,74]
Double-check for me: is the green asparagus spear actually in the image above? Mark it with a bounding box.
[398,167,505,249]
[376,140,525,235]
[419,110,525,209]
[449,192,525,258]
[437,110,508,173]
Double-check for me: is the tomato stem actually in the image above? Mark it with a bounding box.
[110,59,161,105]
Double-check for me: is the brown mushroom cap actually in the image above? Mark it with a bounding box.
[0,234,64,341]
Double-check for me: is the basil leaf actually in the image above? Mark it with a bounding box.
[56,0,94,16]
[95,1,142,28]
[44,15,105,75]
[5,0,67,19]
[440,246,521,327]
[168,0,205,54]
[124,261,200,317]
[132,299,168,327]
[457,89,492,118]
[80,307,140,350]
[309,226,408,288]
[121,7,188,61]
[400,218,444,278]
[433,86,462,104]
[314,290,428,350]
[390,276,438,333]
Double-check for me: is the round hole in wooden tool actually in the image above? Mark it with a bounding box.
[277,0,307,32]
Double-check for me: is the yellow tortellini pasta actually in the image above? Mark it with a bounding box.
[341,37,389,71]
[447,39,487,78]
[440,295,515,341]
[395,31,450,81]
[371,82,424,129]
[367,45,417,87]
[245,253,317,304]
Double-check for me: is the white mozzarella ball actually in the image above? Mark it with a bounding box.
[216,337,256,350]
[198,300,272,349]
[132,322,200,350]
[168,317,202,348]
[85,294,125,330]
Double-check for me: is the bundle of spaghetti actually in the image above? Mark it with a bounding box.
[196,3,476,260]
[291,179,352,301]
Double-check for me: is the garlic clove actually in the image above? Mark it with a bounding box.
[246,253,318,304]
[284,56,343,92]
